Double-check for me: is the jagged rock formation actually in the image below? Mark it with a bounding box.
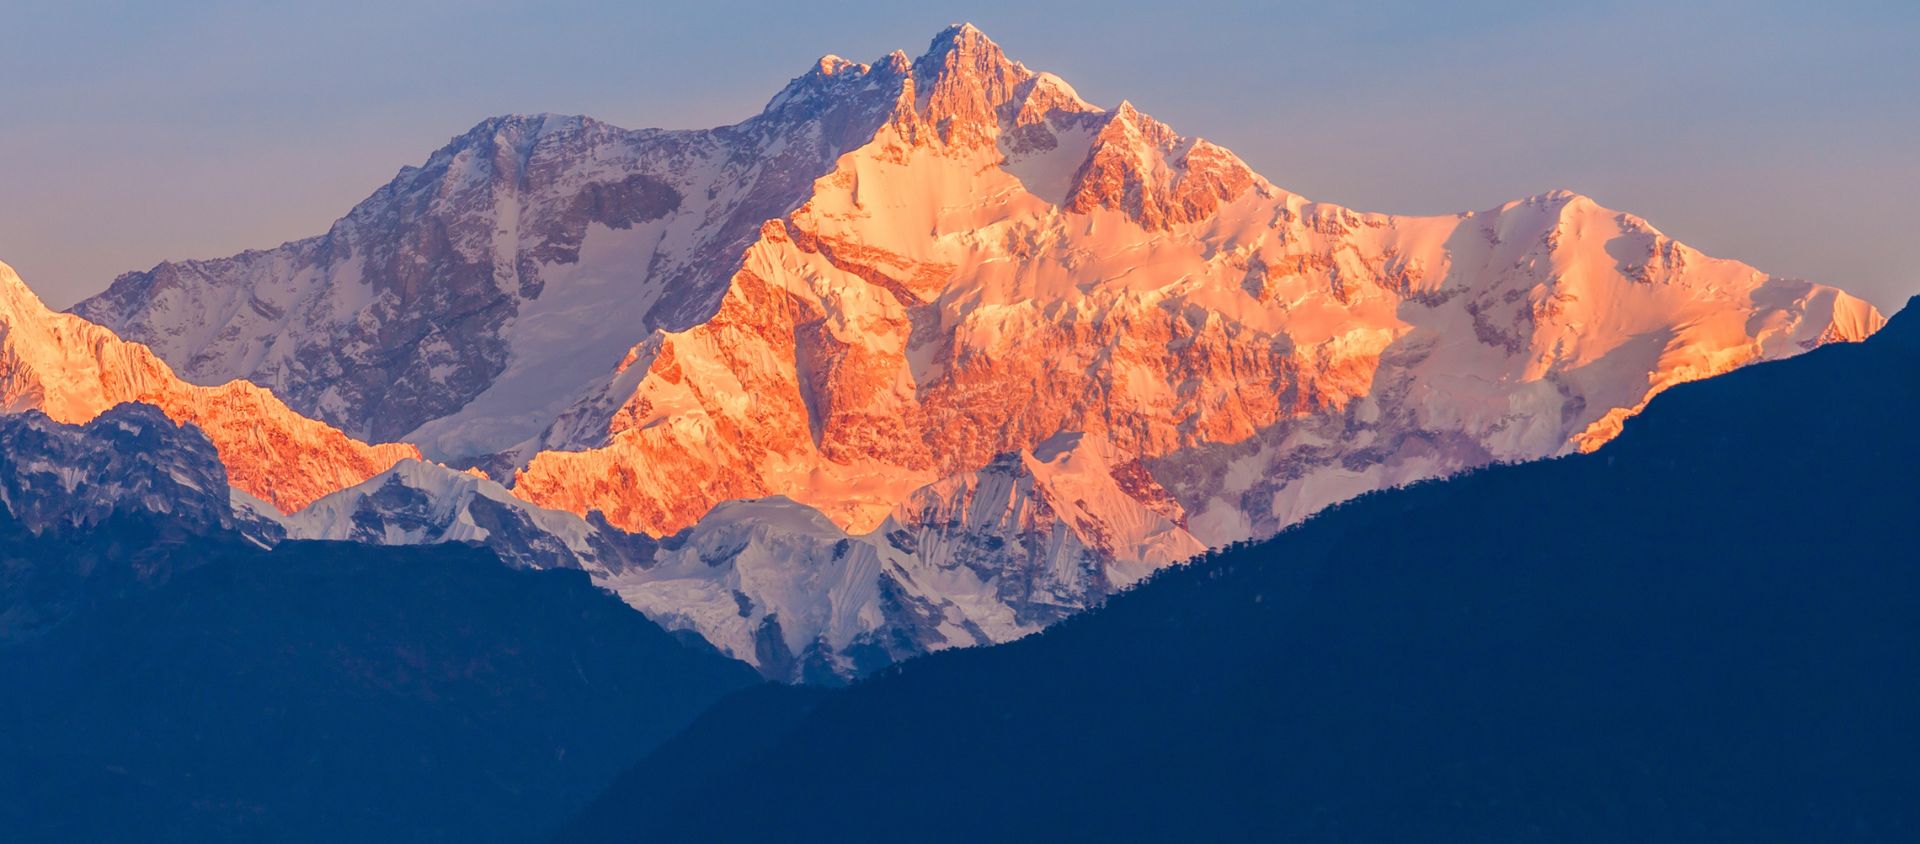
[0,403,234,537]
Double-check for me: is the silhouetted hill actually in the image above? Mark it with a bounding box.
[0,537,759,841]
[561,297,1920,843]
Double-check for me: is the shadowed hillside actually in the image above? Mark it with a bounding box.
[0,522,759,842]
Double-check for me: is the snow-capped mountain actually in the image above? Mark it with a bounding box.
[505,27,1882,544]
[269,458,655,573]
[884,431,1203,628]
[66,25,1884,678]
[0,403,234,537]
[268,431,1200,681]
[603,430,1208,681]
[74,57,916,455]
[0,260,417,513]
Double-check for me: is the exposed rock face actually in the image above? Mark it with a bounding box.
[0,403,234,536]
[0,261,416,512]
[1065,102,1258,230]
[64,25,1887,679]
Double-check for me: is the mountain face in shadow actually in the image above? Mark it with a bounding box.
[0,480,759,841]
[562,297,1920,843]
[0,404,248,642]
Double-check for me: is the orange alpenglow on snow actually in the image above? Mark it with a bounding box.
[53,24,1890,679]
[0,260,418,512]
[507,25,1883,540]
[75,24,1884,549]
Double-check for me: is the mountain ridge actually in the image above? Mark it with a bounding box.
[0,261,416,513]
[62,24,1886,677]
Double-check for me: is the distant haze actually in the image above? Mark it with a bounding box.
[3,0,1914,311]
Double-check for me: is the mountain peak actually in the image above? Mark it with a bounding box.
[0,260,43,318]
[910,23,1032,143]
[914,22,1025,84]
[760,48,905,120]
[813,54,858,75]
[764,25,1053,146]
[926,22,998,56]
[59,27,1892,686]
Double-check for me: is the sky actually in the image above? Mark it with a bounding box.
[2,0,1915,312]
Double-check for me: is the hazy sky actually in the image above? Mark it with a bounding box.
[3,0,1915,311]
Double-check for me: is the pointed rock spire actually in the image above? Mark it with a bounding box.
[1063,100,1257,230]
[909,23,1033,144]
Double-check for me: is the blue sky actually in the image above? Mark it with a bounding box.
[3,0,1915,310]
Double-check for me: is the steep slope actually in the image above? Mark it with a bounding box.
[597,429,1204,679]
[880,430,1203,627]
[563,299,1920,842]
[0,261,416,512]
[0,403,233,537]
[602,497,973,683]
[74,62,915,453]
